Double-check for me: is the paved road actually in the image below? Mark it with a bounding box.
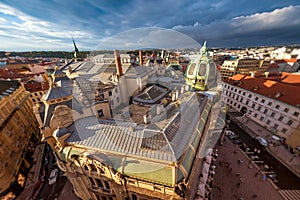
[36,145,68,200]
[228,119,300,190]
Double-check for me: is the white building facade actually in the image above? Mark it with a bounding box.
[222,78,300,139]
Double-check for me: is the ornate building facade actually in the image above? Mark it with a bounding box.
[37,45,224,200]
[0,80,40,197]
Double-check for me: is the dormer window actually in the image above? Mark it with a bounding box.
[253,86,260,91]
[188,63,196,76]
[274,92,284,98]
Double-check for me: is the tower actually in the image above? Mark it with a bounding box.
[72,37,79,62]
[185,41,217,91]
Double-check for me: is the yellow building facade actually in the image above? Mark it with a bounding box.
[0,80,40,197]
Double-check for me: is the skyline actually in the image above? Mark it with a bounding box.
[0,0,300,51]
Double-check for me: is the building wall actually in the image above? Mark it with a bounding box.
[0,84,40,195]
[222,82,300,139]
[220,58,269,79]
[29,90,45,104]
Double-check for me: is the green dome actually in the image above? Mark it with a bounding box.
[185,41,217,91]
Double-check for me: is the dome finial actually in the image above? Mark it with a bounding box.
[200,41,207,53]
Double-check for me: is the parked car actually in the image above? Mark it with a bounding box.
[225,130,235,136]
[48,169,58,185]
[256,136,268,146]
[267,173,277,180]
[233,139,243,145]
[228,135,239,140]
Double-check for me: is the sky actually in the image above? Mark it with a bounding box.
[0,0,300,51]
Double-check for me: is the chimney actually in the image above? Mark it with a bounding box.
[114,50,123,76]
[139,51,143,65]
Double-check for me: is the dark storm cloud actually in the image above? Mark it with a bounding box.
[0,0,299,50]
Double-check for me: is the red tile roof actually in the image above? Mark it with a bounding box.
[224,74,300,107]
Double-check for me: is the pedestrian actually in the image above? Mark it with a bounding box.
[253,194,257,198]
[239,177,244,183]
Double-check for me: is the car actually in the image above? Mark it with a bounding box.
[267,173,277,180]
[233,139,243,145]
[225,130,235,136]
[256,136,268,146]
[228,135,239,140]
[48,169,58,185]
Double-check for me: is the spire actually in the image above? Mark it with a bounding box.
[72,37,79,53]
[200,41,207,53]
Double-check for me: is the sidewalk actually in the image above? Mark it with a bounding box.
[228,110,300,177]
[211,139,283,200]
[57,179,79,200]
[16,143,45,200]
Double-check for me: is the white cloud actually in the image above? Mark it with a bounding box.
[0,3,94,50]
[0,17,7,24]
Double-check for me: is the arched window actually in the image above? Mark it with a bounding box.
[198,63,207,76]
[188,63,196,76]
[83,165,89,171]
[209,62,216,77]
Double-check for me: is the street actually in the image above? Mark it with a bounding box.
[35,144,68,200]
[227,115,300,190]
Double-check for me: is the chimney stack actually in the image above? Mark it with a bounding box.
[139,51,143,65]
[114,50,123,76]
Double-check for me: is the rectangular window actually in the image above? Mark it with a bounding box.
[284,108,289,113]
[254,113,258,118]
[248,94,252,98]
[282,128,287,134]
[260,116,264,121]
[268,102,272,106]
[258,106,261,111]
[108,91,112,96]
[96,179,103,188]
[103,180,110,190]
[270,112,275,117]
[287,120,293,126]
[255,97,258,101]
[293,112,299,117]
[261,99,265,103]
[266,120,270,125]
[98,109,104,117]
[278,116,283,121]
[275,105,280,109]
[89,177,97,187]
[264,109,268,114]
